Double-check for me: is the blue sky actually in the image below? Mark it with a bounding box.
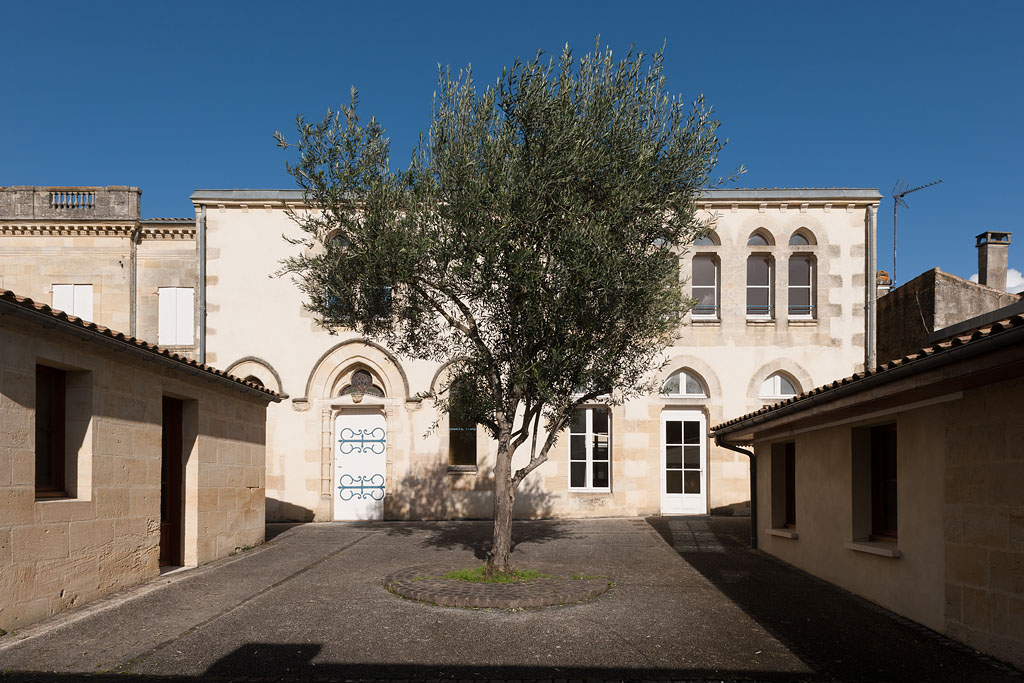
[2,1,1022,288]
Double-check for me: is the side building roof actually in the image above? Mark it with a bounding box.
[0,289,280,402]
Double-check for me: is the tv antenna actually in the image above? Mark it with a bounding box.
[892,178,942,286]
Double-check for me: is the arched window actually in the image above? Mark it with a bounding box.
[759,372,799,399]
[338,369,385,399]
[747,229,774,246]
[746,255,774,318]
[788,255,815,318]
[691,255,719,319]
[693,230,720,246]
[789,230,817,246]
[661,369,708,398]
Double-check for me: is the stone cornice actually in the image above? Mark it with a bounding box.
[140,226,196,240]
[191,187,883,212]
[0,222,137,236]
[0,222,195,239]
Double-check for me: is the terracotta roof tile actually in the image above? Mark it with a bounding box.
[712,314,1024,433]
[0,289,278,399]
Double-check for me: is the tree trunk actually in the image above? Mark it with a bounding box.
[487,431,515,575]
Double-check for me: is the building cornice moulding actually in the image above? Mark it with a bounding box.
[0,222,196,239]
[190,188,884,211]
[140,226,196,240]
[0,222,138,236]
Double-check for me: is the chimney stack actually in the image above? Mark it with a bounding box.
[875,270,892,299]
[976,231,1012,291]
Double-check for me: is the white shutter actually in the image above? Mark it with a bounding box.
[73,285,93,321]
[176,288,194,345]
[158,288,177,345]
[52,284,74,313]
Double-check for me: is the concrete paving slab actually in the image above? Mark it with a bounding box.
[0,517,1019,682]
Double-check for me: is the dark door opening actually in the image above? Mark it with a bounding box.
[160,396,185,566]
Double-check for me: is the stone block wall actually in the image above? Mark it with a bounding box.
[877,269,1019,363]
[943,377,1024,669]
[0,312,268,632]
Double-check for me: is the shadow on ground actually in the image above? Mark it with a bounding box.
[0,641,828,682]
[374,518,571,561]
[645,516,1021,683]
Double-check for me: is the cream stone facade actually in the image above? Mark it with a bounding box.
[712,314,1024,669]
[0,289,277,631]
[190,187,881,523]
[2,185,881,525]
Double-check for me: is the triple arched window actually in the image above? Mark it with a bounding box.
[690,228,817,321]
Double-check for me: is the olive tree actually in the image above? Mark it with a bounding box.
[276,42,728,574]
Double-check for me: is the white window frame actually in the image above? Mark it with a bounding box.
[51,284,93,320]
[568,405,611,492]
[690,255,719,320]
[759,373,799,400]
[661,370,708,398]
[746,255,774,320]
[158,287,195,346]
[788,256,815,319]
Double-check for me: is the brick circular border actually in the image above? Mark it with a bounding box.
[384,565,611,609]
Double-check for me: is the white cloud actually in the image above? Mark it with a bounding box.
[968,267,1024,294]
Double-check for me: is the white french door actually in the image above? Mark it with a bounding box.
[660,409,707,514]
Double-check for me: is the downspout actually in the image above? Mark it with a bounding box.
[129,224,143,337]
[865,203,878,370]
[198,205,207,364]
[715,434,757,549]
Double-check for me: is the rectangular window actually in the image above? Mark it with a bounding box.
[871,424,897,541]
[770,441,796,528]
[569,406,611,491]
[35,365,67,497]
[746,256,773,318]
[785,444,796,527]
[52,284,93,320]
[448,414,477,468]
[691,255,719,318]
[788,256,815,318]
[158,287,195,346]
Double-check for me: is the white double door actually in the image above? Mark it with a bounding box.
[333,409,386,521]
[660,409,707,514]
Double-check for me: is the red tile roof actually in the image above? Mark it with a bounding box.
[0,289,279,400]
[712,314,1024,434]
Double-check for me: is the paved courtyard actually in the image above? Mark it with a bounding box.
[0,517,1019,682]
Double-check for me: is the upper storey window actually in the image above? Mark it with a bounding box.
[661,369,708,398]
[158,287,195,346]
[789,229,817,246]
[693,230,720,246]
[747,229,774,247]
[691,255,719,319]
[52,284,93,321]
[788,256,815,318]
[746,256,774,318]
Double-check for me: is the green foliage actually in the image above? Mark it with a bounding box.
[277,39,730,488]
[443,566,552,583]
